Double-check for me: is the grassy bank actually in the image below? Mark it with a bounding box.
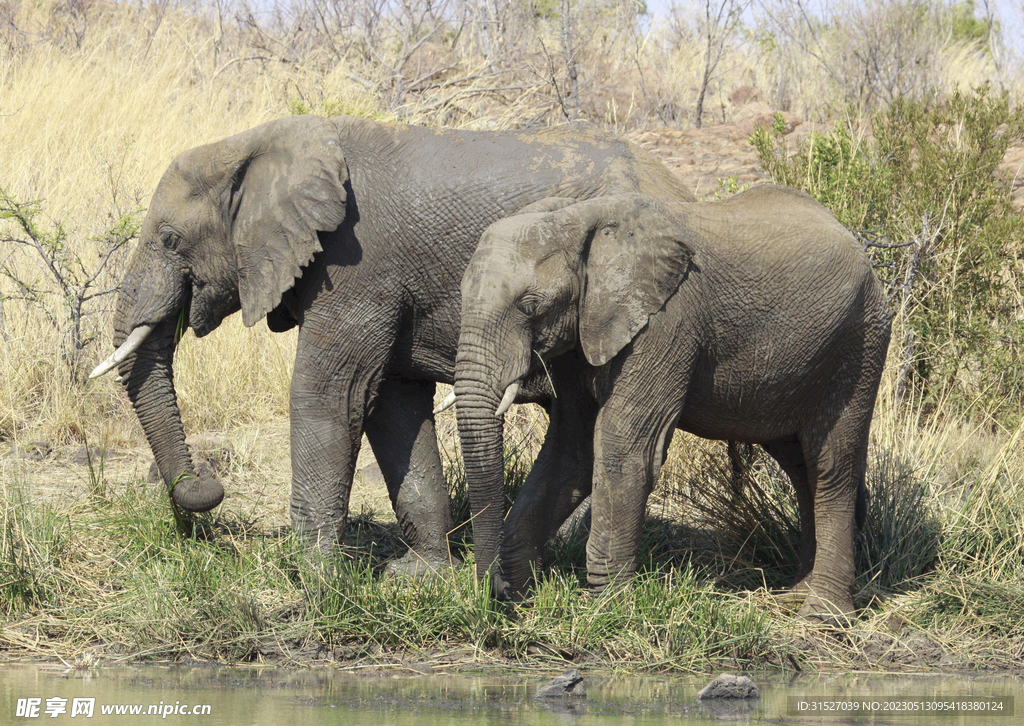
[2,388,1022,671]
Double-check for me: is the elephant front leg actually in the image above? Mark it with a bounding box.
[288,318,394,551]
[586,397,681,593]
[500,386,599,598]
[289,383,362,550]
[364,377,458,576]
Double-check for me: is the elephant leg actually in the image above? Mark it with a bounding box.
[499,387,599,598]
[586,394,682,593]
[796,409,874,619]
[288,312,395,551]
[762,436,816,587]
[363,377,457,576]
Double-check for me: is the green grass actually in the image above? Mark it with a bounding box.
[0,472,785,669]
[2,426,1023,671]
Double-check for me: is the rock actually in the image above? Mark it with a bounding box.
[72,446,118,466]
[696,673,760,700]
[8,441,51,461]
[534,668,586,699]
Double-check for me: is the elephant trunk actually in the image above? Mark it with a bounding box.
[455,384,506,591]
[111,251,224,513]
[454,317,531,596]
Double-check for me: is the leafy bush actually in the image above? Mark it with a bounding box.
[856,446,941,594]
[752,87,1024,423]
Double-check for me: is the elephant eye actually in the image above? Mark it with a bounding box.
[516,294,539,317]
[160,230,183,250]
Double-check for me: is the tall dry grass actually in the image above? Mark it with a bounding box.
[0,0,1021,450]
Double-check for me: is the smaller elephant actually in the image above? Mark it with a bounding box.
[452,187,891,617]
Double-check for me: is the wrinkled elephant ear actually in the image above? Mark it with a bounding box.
[228,116,349,327]
[576,194,695,367]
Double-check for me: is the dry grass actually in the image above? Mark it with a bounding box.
[2,0,1021,452]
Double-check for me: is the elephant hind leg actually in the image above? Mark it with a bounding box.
[762,436,816,587]
[364,377,457,576]
[795,405,877,619]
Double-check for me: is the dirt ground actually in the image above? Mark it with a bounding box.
[627,109,1024,209]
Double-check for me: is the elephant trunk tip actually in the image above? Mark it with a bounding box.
[171,472,225,513]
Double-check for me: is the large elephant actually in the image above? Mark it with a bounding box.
[90,114,696,573]
[452,187,891,616]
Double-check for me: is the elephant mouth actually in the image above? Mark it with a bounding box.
[438,379,521,418]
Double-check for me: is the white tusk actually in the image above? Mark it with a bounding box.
[433,390,457,415]
[494,382,520,418]
[88,324,154,379]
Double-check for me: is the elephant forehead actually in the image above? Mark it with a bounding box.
[149,164,221,228]
[463,250,532,296]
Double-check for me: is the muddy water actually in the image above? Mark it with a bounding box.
[1,665,1021,724]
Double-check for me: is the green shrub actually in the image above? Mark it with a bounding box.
[752,87,1024,423]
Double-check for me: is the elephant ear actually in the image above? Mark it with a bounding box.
[229,116,349,327]
[577,196,694,367]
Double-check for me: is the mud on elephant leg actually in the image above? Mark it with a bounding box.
[363,377,459,578]
[500,387,599,598]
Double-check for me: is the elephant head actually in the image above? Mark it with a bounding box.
[452,193,694,589]
[91,116,349,512]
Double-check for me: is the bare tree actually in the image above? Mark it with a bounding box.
[0,192,138,382]
[690,0,750,129]
[560,0,580,119]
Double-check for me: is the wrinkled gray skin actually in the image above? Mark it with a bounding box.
[108,114,695,573]
[454,187,891,616]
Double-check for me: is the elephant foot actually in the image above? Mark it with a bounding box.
[385,549,460,579]
[796,582,856,625]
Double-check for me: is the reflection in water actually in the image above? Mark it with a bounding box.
[0,665,1021,725]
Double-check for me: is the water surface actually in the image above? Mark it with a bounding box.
[1,664,1021,724]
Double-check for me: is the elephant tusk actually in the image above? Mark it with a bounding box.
[433,390,457,415]
[494,381,520,418]
[88,324,155,379]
